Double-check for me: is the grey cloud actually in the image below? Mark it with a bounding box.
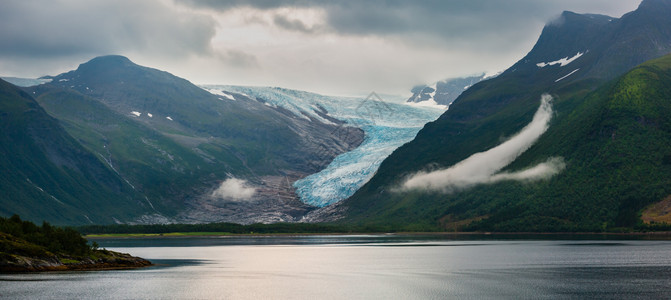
[273,15,322,34]
[1,0,641,93]
[180,0,314,11]
[180,0,638,44]
[217,49,259,68]
[0,0,216,59]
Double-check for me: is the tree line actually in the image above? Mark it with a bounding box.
[0,215,93,256]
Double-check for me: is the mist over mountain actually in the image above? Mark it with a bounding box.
[337,0,671,231]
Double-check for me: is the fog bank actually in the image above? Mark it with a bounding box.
[402,94,564,193]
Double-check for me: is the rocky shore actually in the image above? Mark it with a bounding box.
[0,249,152,272]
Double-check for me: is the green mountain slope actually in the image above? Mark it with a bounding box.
[10,55,362,225]
[344,54,671,232]
[0,79,151,225]
[42,55,362,175]
[340,0,671,231]
[28,85,213,215]
[470,54,671,231]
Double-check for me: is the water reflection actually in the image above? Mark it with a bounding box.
[2,236,671,299]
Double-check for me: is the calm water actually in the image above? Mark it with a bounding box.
[2,235,671,299]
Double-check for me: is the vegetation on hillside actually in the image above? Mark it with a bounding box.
[77,222,386,236]
[341,53,671,232]
[0,78,149,225]
[0,215,150,272]
[0,215,92,256]
[340,1,671,232]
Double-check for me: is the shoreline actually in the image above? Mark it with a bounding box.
[1,249,152,273]
[85,231,671,239]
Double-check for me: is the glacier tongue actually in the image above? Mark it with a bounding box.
[201,85,444,207]
[294,124,430,207]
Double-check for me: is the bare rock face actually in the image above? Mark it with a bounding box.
[177,174,317,225]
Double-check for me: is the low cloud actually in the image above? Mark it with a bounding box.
[489,157,565,182]
[211,178,257,201]
[401,94,564,193]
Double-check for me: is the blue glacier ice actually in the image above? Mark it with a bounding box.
[201,85,444,207]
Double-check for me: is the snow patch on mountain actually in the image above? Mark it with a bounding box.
[405,98,448,110]
[537,52,584,68]
[202,87,236,100]
[406,82,449,109]
[555,69,580,82]
[483,70,503,80]
[205,85,340,125]
[407,74,489,107]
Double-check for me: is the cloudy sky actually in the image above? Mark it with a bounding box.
[0,0,640,96]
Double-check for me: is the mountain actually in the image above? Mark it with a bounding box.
[407,74,489,107]
[41,55,362,174]
[337,0,671,231]
[13,56,364,225]
[208,86,443,208]
[0,78,151,225]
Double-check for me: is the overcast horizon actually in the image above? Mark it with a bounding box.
[1,0,640,96]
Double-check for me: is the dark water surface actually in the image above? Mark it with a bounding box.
[2,235,671,299]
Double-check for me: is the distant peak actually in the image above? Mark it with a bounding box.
[560,10,577,17]
[547,11,613,28]
[637,0,671,12]
[78,55,136,70]
[89,55,132,63]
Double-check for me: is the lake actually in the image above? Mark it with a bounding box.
[2,235,671,299]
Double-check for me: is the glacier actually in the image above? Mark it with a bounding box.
[200,85,444,207]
